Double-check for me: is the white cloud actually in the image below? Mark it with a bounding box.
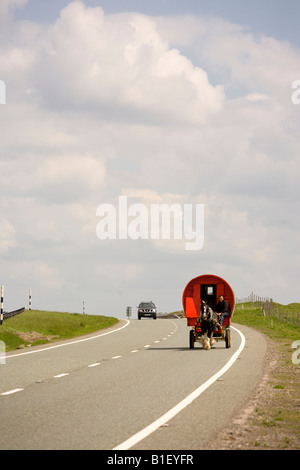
[156,15,300,102]
[0,219,16,254]
[0,2,299,312]
[28,1,224,125]
[11,260,64,289]
[35,153,106,203]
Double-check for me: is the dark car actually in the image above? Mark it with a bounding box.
[137,301,157,320]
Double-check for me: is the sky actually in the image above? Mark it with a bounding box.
[0,0,299,317]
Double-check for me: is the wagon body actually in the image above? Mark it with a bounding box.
[182,274,235,348]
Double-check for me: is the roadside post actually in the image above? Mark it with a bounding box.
[1,285,3,325]
[126,306,132,320]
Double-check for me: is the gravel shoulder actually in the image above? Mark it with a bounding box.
[209,331,300,450]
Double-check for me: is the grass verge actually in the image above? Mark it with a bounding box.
[0,309,119,352]
[227,302,300,450]
[233,302,300,342]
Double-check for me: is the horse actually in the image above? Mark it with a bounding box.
[198,300,219,350]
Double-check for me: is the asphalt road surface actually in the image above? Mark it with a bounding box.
[0,318,267,450]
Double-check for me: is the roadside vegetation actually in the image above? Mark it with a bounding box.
[0,309,119,352]
[229,302,300,450]
[171,301,300,449]
[1,302,299,448]
[233,301,300,342]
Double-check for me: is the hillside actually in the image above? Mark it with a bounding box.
[0,309,119,352]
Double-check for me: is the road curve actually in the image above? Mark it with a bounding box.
[0,319,267,450]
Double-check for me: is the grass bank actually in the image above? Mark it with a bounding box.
[233,301,300,342]
[229,302,300,449]
[0,309,119,352]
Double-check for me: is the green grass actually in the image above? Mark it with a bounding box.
[0,309,119,352]
[232,302,300,342]
[232,302,300,449]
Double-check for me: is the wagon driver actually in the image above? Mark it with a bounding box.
[216,295,231,328]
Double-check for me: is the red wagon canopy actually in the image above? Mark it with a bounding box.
[182,274,235,326]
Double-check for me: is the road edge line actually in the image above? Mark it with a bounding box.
[6,320,130,359]
[113,325,246,450]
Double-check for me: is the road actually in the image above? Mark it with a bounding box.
[0,318,267,450]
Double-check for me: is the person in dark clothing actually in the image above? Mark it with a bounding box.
[215,295,231,328]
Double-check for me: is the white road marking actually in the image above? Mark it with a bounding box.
[1,388,24,396]
[1,319,177,400]
[113,325,246,450]
[6,320,130,359]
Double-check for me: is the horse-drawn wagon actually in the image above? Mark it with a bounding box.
[182,274,235,349]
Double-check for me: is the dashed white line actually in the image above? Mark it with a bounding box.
[1,320,177,399]
[113,326,246,450]
[1,388,24,396]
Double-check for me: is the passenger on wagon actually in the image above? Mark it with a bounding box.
[216,295,231,329]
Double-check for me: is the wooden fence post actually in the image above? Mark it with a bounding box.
[0,286,3,326]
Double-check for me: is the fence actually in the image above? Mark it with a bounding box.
[262,300,300,326]
[3,307,25,321]
[236,293,300,327]
[0,285,31,325]
[235,292,272,304]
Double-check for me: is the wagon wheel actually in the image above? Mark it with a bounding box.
[225,328,231,348]
[189,329,195,349]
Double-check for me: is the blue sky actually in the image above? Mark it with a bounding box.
[1,0,300,315]
[16,0,300,46]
